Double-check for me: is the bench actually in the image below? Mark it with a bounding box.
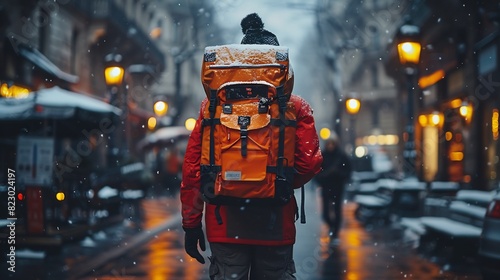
[353,179,425,225]
[346,171,381,199]
[421,189,494,236]
[422,181,460,217]
[403,187,495,265]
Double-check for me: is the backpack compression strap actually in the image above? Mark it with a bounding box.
[276,85,289,180]
[207,89,224,225]
[201,89,222,174]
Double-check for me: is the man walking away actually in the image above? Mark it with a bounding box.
[315,134,352,246]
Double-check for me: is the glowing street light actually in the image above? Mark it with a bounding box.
[104,53,125,164]
[185,118,196,131]
[148,117,157,130]
[104,53,124,87]
[154,100,168,116]
[104,66,125,86]
[397,41,421,66]
[346,98,361,115]
[319,127,331,140]
[346,98,361,155]
[396,20,421,178]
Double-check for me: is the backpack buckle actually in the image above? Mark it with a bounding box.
[238,116,251,128]
[238,116,250,157]
[223,104,233,114]
[258,97,270,114]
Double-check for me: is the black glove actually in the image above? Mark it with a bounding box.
[183,226,206,264]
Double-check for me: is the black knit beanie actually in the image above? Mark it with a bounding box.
[240,13,279,46]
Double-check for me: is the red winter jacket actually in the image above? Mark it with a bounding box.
[181,95,323,245]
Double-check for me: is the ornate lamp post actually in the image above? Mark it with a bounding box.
[396,21,421,178]
[346,97,361,156]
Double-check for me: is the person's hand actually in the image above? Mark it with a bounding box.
[183,226,206,264]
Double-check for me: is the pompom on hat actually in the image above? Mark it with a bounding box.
[240,13,280,46]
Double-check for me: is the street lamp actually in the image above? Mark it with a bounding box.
[148,117,157,131]
[104,53,124,89]
[319,127,332,140]
[396,20,421,178]
[185,118,196,131]
[104,53,125,165]
[459,101,473,124]
[153,100,168,116]
[346,98,361,115]
[346,97,361,156]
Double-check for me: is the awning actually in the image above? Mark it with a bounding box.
[136,126,191,151]
[18,44,79,84]
[0,86,121,121]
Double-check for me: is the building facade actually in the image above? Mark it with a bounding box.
[385,0,500,190]
[0,0,220,183]
[315,0,406,171]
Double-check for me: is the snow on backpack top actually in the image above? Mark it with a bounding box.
[201,44,294,100]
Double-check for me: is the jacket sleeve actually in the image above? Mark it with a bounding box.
[291,95,323,188]
[180,99,207,228]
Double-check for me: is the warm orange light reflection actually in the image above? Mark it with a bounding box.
[430,114,439,126]
[418,69,445,89]
[450,98,462,109]
[150,27,162,39]
[0,83,30,98]
[148,117,157,130]
[367,135,377,145]
[343,203,363,280]
[362,135,399,146]
[445,131,453,141]
[419,113,443,128]
[493,109,499,140]
[418,114,427,127]
[450,151,464,161]
[141,197,204,279]
[463,175,472,183]
[423,126,439,181]
[148,237,173,280]
[459,102,473,123]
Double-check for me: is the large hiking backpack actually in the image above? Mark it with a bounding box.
[199,44,297,206]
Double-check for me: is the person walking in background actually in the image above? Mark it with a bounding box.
[315,133,352,246]
[180,13,323,279]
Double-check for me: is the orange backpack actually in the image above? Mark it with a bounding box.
[199,44,297,206]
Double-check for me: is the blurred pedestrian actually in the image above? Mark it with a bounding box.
[180,13,323,279]
[315,133,352,246]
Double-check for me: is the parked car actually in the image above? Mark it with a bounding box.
[479,189,500,279]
